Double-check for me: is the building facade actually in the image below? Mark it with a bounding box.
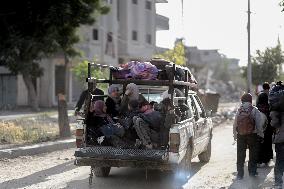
[77,0,169,65]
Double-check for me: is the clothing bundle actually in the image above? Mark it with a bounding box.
[112,61,158,80]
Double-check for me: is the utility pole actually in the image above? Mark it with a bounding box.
[247,0,252,93]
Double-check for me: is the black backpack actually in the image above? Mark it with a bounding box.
[269,83,284,111]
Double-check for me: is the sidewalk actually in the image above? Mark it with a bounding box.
[0,108,76,159]
[0,109,75,121]
[0,138,75,159]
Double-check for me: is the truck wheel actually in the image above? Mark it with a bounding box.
[198,140,211,162]
[93,167,111,177]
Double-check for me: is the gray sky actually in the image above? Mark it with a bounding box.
[156,0,284,66]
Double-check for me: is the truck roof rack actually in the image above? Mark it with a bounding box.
[85,59,197,101]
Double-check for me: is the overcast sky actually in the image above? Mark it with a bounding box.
[156,0,284,66]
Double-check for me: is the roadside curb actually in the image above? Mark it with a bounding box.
[0,138,75,159]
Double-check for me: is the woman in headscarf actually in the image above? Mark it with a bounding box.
[106,84,121,117]
[89,100,124,139]
[90,100,114,128]
[120,83,148,115]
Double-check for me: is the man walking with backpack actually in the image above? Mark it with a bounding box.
[233,93,266,179]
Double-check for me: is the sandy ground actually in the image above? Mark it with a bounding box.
[0,119,278,189]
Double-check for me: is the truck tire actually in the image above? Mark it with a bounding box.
[198,139,211,162]
[93,167,111,177]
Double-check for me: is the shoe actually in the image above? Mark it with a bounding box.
[134,139,142,148]
[237,175,243,180]
[145,144,153,149]
[249,172,258,177]
[257,163,265,168]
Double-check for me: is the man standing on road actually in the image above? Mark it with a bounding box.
[233,93,266,179]
[75,82,104,115]
[270,81,284,187]
[256,82,273,167]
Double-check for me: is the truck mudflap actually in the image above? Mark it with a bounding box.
[74,146,168,162]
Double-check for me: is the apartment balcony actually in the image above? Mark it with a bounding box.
[156,14,169,31]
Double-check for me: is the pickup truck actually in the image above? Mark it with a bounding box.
[74,60,213,184]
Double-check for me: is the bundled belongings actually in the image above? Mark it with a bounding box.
[112,61,158,80]
[151,58,197,83]
[269,81,284,111]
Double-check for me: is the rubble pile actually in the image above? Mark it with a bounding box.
[211,111,235,127]
[197,79,241,103]
[211,102,238,127]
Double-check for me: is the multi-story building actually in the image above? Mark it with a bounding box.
[117,0,169,63]
[0,0,169,108]
[77,0,169,66]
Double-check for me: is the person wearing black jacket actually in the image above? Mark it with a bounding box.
[256,82,273,167]
[133,101,163,149]
[74,82,104,115]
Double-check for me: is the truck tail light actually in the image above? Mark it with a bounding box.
[76,129,84,148]
[76,129,84,136]
[169,133,180,153]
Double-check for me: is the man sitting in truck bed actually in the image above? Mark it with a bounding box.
[133,101,163,149]
[75,82,104,115]
[120,83,148,115]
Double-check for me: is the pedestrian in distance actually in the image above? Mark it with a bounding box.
[233,93,267,180]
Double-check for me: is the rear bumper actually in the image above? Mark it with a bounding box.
[74,157,176,170]
[74,146,177,170]
[74,146,168,161]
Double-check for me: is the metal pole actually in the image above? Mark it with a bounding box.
[247,0,252,93]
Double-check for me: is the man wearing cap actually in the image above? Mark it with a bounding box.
[233,93,266,179]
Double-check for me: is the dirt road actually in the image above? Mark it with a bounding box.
[0,120,276,189]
